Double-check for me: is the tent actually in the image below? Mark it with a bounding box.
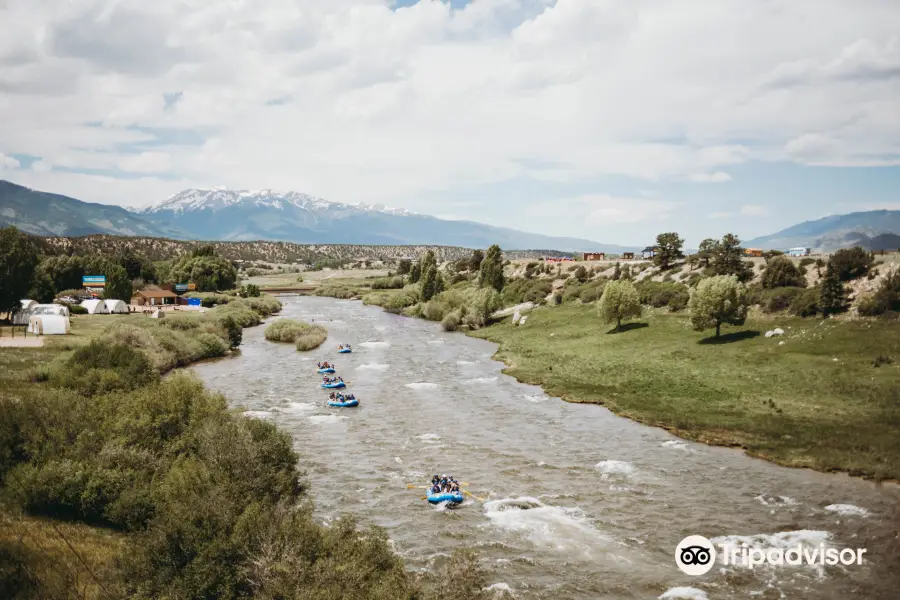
[28,315,70,335]
[80,299,109,314]
[104,299,129,314]
[12,300,37,325]
[32,304,69,318]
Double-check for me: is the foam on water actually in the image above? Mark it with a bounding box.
[524,394,546,403]
[277,402,317,413]
[242,410,273,419]
[457,360,475,365]
[754,494,797,507]
[463,377,498,384]
[308,414,348,425]
[357,363,390,370]
[483,582,515,597]
[824,504,870,517]
[427,340,445,345]
[416,433,441,441]
[661,440,689,450]
[484,497,609,557]
[711,530,833,573]
[658,588,708,600]
[595,460,635,476]
[405,382,439,390]
[360,341,390,348]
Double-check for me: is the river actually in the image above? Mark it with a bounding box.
[191,296,899,600]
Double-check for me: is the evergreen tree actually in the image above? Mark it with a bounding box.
[612,262,621,280]
[104,264,133,301]
[819,264,845,316]
[653,232,685,270]
[711,233,753,282]
[0,227,40,317]
[478,244,505,292]
[469,249,485,272]
[761,256,805,288]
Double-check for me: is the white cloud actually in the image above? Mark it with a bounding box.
[31,160,52,172]
[690,171,732,183]
[0,0,896,213]
[527,194,681,226]
[740,204,770,216]
[0,153,20,170]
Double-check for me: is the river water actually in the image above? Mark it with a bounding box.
[192,296,899,600]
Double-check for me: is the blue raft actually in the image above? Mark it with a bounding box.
[328,398,359,408]
[426,491,464,505]
[321,381,346,389]
[338,348,352,354]
[317,367,336,373]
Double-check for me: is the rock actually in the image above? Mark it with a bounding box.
[773,327,784,335]
[778,341,785,346]
[519,315,528,326]
[512,310,521,325]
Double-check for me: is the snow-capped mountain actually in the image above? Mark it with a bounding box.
[137,188,414,217]
[132,186,629,251]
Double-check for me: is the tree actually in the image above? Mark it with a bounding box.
[762,249,784,264]
[828,247,873,282]
[396,259,411,275]
[711,234,753,282]
[169,249,238,292]
[574,265,588,282]
[478,245,505,292]
[814,258,825,277]
[419,263,444,301]
[468,249,485,273]
[104,264,133,301]
[698,238,717,268]
[408,261,422,284]
[761,256,805,289]
[688,275,749,338]
[0,227,40,319]
[597,280,642,330]
[819,264,845,316]
[653,232,685,270]
[612,262,621,281]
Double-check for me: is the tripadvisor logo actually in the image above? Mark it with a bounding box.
[675,535,717,575]
[675,535,868,575]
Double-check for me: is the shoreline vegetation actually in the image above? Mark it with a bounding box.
[0,299,487,599]
[264,318,329,350]
[309,243,900,481]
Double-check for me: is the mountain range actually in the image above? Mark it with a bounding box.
[0,180,632,252]
[744,210,900,252]
[2,178,899,253]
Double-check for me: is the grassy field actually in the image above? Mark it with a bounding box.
[471,304,900,480]
[245,267,390,289]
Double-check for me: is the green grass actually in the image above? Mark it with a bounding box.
[264,318,328,350]
[471,304,900,480]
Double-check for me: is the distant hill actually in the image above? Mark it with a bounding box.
[0,180,179,238]
[745,210,900,252]
[41,235,574,264]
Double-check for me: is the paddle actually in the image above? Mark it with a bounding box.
[463,490,485,502]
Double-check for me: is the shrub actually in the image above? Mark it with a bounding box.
[758,287,805,313]
[371,276,405,290]
[857,269,900,316]
[265,319,327,348]
[598,280,642,330]
[51,340,158,396]
[636,281,689,309]
[295,327,328,351]
[761,256,806,288]
[799,257,815,267]
[68,304,88,315]
[196,333,228,358]
[422,300,449,322]
[441,311,461,331]
[790,287,819,317]
[873,355,893,368]
[314,285,357,299]
[829,247,874,281]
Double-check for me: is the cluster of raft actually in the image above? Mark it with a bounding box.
[318,344,358,407]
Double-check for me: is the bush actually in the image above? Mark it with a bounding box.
[758,287,805,313]
[371,276,405,290]
[857,270,900,316]
[789,287,819,317]
[68,304,88,315]
[799,257,815,267]
[636,281,690,309]
[761,256,806,289]
[51,340,159,396]
[314,285,358,299]
[441,311,461,331]
[829,247,874,281]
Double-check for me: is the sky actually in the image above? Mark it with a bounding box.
[0,0,899,247]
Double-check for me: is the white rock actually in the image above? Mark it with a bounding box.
[778,340,785,345]
[773,327,784,335]
[512,310,521,325]
[519,315,528,326]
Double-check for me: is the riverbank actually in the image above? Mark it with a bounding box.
[0,298,451,599]
[469,303,900,480]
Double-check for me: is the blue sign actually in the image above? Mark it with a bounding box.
[82,275,106,286]
[175,284,189,292]
[187,298,202,306]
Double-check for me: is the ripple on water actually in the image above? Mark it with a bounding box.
[658,588,708,600]
[276,402,317,413]
[242,410,273,420]
[357,363,390,370]
[463,377,498,384]
[360,341,390,348]
[594,460,635,477]
[661,440,689,450]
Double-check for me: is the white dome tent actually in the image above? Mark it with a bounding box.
[104,299,128,314]
[32,304,69,318]
[80,299,109,314]
[12,299,37,325]
[28,315,70,335]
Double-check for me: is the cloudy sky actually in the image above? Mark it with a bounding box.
[1,0,898,246]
